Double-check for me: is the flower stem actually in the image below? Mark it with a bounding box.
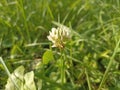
[60,48,65,84]
[61,57,64,84]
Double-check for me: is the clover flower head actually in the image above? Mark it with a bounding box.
[47,25,71,48]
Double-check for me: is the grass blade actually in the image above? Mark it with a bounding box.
[98,39,120,90]
[0,57,19,89]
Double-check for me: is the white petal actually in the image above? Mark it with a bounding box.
[51,28,56,33]
[62,29,66,36]
[52,44,57,47]
[47,36,53,41]
[54,34,58,39]
[49,31,52,36]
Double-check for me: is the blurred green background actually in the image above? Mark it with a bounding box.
[0,0,120,90]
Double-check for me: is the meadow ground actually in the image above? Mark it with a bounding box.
[0,0,120,90]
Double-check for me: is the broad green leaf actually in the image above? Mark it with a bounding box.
[24,71,36,90]
[37,79,42,90]
[5,66,36,90]
[42,50,54,64]
[5,66,24,90]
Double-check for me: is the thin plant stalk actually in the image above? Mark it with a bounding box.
[0,57,19,89]
[85,68,92,90]
[60,48,65,84]
[98,39,120,90]
[69,46,74,85]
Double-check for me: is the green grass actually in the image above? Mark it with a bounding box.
[0,0,120,90]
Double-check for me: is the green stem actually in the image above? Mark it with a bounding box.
[61,56,64,84]
[85,68,92,90]
[0,57,19,89]
[98,39,120,90]
[70,46,73,71]
[69,46,74,85]
[60,49,65,84]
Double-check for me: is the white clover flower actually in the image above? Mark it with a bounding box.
[47,25,71,48]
